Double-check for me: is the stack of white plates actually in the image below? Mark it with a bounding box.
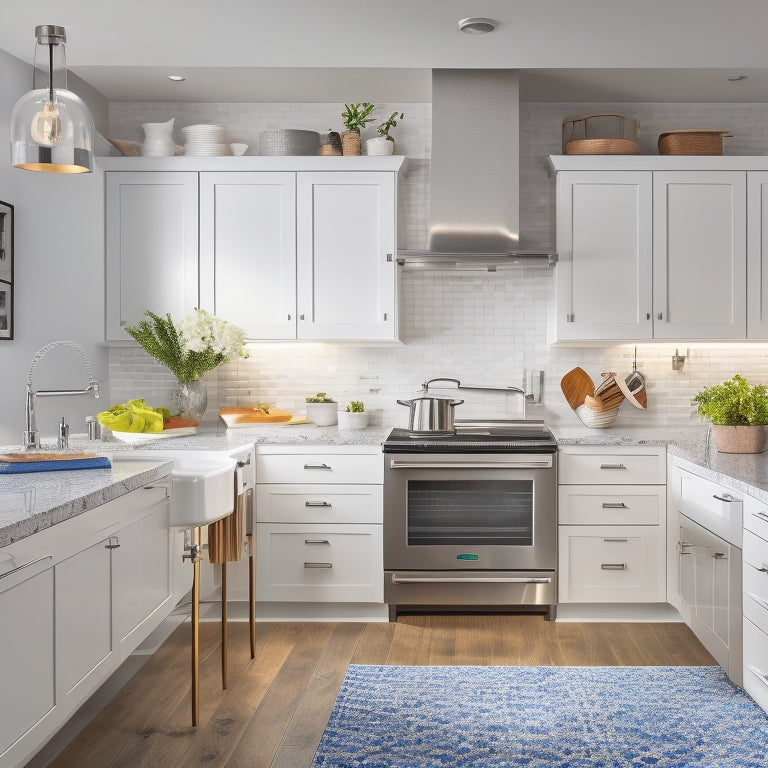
[181,124,229,156]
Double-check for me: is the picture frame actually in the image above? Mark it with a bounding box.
[0,199,13,340]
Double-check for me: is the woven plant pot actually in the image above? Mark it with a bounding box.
[711,424,768,453]
[341,131,361,156]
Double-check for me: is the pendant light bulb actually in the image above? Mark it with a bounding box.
[31,98,62,146]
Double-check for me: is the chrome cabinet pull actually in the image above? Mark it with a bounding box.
[603,538,628,543]
[678,541,693,555]
[104,536,120,550]
[303,463,332,470]
[757,564,768,573]
[747,665,768,687]
[391,575,552,584]
[305,500,332,507]
[304,539,330,545]
[713,493,735,503]
[599,463,627,470]
[754,511,768,521]
[602,502,627,509]
[657,312,663,320]
[601,563,627,570]
[713,552,727,560]
[0,554,52,580]
[304,562,332,569]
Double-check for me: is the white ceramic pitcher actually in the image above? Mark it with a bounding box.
[141,118,175,156]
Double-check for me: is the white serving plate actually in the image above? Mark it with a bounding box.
[110,427,198,443]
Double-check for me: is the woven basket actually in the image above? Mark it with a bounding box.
[566,139,641,155]
[562,113,640,152]
[259,129,320,156]
[340,131,361,156]
[658,130,732,156]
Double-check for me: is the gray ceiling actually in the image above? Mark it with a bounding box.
[2,1,768,103]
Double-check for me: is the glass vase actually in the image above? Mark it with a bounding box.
[171,380,208,422]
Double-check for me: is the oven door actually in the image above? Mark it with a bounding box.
[383,452,556,572]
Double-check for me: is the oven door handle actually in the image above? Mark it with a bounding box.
[390,575,553,584]
[387,459,553,470]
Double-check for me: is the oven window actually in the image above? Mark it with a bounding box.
[406,479,533,546]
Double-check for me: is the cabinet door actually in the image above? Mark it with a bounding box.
[55,539,115,706]
[106,172,199,340]
[653,171,746,339]
[747,172,768,338]
[296,172,397,341]
[0,564,55,763]
[200,172,297,339]
[554,171,652,341]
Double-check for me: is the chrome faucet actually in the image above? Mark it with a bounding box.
[24,340,100,450]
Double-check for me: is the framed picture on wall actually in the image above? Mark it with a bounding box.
[0,199,13,340]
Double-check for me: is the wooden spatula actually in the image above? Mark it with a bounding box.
[560,367,594,410]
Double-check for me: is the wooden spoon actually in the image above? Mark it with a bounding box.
[560,367,594,410]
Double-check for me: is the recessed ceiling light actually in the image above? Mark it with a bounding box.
[167,74,186,82]
[458,17,497,34]
[727,74,747,82]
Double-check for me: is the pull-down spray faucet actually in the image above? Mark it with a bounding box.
[24,339,100,450]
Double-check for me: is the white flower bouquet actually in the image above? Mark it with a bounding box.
[126,309,248,381]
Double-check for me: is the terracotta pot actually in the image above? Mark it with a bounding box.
[340,131,361,156]
[711,424,768,453]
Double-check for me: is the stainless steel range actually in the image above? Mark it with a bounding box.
[383,419,558,621]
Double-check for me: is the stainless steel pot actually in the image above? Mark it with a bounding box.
[396,396,464,433]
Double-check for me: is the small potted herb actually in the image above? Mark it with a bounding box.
[305,392,338,426]
[338,400,368,430]
[366,111,404,156]
[340,102,375,155]
[693,374,768,453]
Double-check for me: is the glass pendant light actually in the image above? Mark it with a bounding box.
[10,25,94,174]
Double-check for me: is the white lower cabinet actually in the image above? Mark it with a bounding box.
[255,446,384,607]
[743,495,768,713]
[557,446,666,605]
[0,477,173,768]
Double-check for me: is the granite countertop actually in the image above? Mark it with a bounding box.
[0,456,174,547]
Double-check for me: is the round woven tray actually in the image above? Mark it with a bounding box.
[565,139,641,155]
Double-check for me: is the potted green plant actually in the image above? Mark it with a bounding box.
[366,111,404,156]
[305,392,338,426]
[693,374,768,453]
[338,400,368,429]
[340,102,375,156]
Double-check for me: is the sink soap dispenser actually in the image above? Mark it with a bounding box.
[57,417,69,449]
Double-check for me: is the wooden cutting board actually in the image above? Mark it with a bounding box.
[0,452,100,463]
[560,367,594,410]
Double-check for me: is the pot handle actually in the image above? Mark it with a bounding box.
[396,399,413,407]
[423,377,461,391]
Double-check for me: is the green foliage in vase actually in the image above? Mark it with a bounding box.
[341,103,375,133]
[306,392,335,403]
[125,309,248,382]
[376,111,404,142]
[693,374,768,425]
[346,400,365,412]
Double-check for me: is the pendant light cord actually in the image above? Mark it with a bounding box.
[48,42,54,102]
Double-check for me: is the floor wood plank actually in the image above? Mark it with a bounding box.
[38,615,716,768]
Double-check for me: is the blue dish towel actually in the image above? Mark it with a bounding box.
[0,457,112,474]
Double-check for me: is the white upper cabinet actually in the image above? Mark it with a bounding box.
[296,171,397,341]
[199,172,297,340]
[550,157,753,343]
[653,171,746,340]
[106,172,199,341]
[555,171,653,341]
[747,172,768,338]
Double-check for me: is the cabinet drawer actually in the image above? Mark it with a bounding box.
[255,523,382,603]
[558,485,664,525]
[744,495,768,540]
[256,453,383,484]
[743,616,768,715]
[559,450,665,485]
[744,529,768,629]
[678,470,743,547]
[558,525,664,603]
[256,484,382,524]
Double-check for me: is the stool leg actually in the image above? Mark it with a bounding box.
[191,528,200,726]
[221,561,228,690]
[248,533,256,658]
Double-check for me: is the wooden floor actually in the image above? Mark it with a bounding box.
[39,615,714,768]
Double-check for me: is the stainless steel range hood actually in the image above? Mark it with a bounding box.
[398,69,557,271]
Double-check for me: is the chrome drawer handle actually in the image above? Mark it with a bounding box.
[603,538,628,543]
[391,575,552,584]
[304,562,332,569]
[600,463,627,470]
[713,493,736,503]
[601,563,627,570]
[713,552,727,560]
[747,665,768,687]
[602,502,627,509]
[757,564,768,573]
[304,539,330,545]
[305,501,332,507]
[0,554,52,580]
[303,463,332,470]
[755,511,768,521]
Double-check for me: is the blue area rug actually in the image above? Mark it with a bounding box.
[311,665,768,767]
